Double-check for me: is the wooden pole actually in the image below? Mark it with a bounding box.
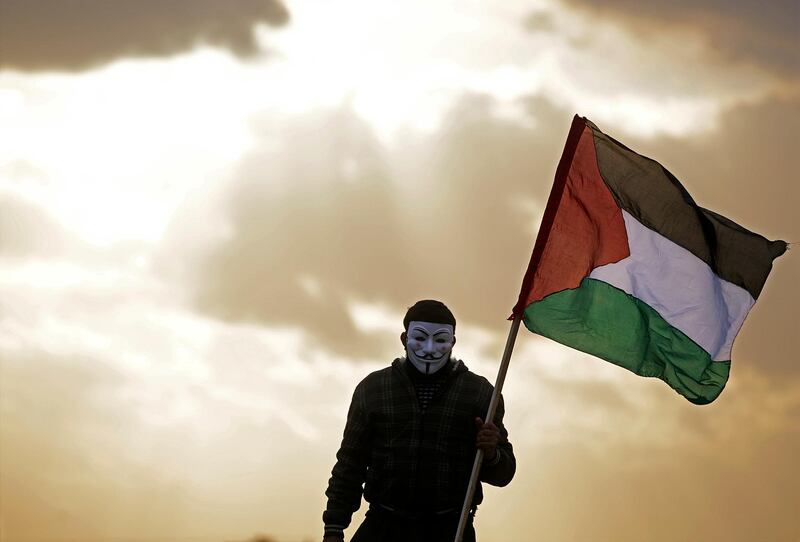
[453,315,522,542]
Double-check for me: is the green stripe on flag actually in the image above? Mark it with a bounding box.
[523,278,730,404]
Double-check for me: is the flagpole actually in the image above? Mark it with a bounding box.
[453,117,585,542]
[453,314,522,542]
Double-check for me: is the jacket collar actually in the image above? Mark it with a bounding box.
[392,356,468,380]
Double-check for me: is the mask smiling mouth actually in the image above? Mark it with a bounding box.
[415,351,445,360]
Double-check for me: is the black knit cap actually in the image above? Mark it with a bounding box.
[403,299,456,331]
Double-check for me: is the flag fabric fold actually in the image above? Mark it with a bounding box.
[512,115,786,404]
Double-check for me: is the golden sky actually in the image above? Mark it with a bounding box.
[1,1,799,541]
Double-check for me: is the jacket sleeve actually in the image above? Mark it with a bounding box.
[323,380,371,536]
[479,393,516,487]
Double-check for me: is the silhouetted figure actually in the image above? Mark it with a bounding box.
[322,300,516,542]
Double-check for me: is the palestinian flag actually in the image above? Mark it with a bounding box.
[512,115,786,404]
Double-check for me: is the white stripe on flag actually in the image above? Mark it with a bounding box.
[589,210,754,361]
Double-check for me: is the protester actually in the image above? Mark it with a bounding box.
[322,300,515,542]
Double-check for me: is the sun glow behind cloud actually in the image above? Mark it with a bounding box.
[258,0,773,142]
[0,0,776,250]
[0,50,261,247]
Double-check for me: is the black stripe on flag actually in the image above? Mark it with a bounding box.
[586,120,786,300]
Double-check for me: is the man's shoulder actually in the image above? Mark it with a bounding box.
[455,364,501,413]
[354,359,402,389]
[459,363,494,390]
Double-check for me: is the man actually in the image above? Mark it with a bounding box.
[322,300,516,542]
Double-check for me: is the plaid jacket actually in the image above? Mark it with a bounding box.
[323,357,516,535]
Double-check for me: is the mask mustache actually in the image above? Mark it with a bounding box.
[414,351,446,360]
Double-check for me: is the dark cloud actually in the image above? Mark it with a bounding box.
[0,0,289,72]
[170,97,573,360]
[175,91,798,377]
[175,106,408,359]
[559,0,799,76]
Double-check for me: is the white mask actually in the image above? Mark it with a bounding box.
[405,321,455,375]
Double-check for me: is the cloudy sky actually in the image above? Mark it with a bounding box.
[1,1,798,541]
